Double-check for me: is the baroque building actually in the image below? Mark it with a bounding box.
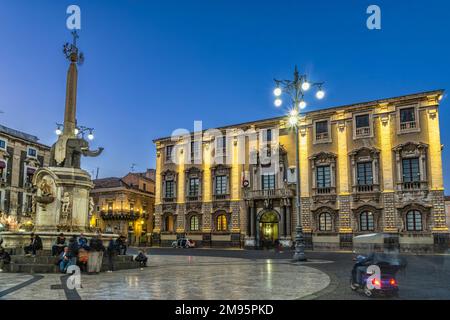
[153,90,448,251]
[0,125,51,224]
[90,169,155,246]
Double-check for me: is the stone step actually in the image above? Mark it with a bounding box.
[12,255,59,265]
[8,263,59,273]
[11,254,134,265]
[3,255,140,273]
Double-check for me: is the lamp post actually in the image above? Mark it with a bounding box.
[273,66,325,262]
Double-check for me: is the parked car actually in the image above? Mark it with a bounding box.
[171,238,196,248]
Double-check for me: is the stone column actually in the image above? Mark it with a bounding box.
[379,107,398,232]
[285,205,291,238]
[250,204,256,237]
[280,205,286,237]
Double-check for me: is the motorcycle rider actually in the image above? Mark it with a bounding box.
[352,252,376,287]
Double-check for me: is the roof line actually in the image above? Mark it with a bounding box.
[152,89,444,143]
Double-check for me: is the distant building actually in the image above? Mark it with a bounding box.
[0,124,51,221]
[90,170,155,245]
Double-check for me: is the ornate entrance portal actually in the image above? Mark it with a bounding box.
[259,211,279,248]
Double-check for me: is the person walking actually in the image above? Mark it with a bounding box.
[88,235,105,274]
[67,236,79,267]
[106,238,116,272]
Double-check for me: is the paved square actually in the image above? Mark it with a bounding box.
[0,255,330,300]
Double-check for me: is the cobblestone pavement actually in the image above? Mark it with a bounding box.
[0,255,330,300]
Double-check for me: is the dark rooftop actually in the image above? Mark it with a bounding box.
[0,124,39,142]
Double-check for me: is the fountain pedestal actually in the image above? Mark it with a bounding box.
[33,167,93,233]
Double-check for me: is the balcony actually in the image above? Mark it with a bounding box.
[316,132,329,141]
[402,181,422,190]
[355,126,371,137]
[244,188,293,200]
[100,211,140,221]
[162,197,175,203]
[312,186,336,204]
[316,187,332,194]
[352,184,380,202]
[214,194,230,201]
[356,184,374,193]
[186,195,201,202]
[400,121,417,131]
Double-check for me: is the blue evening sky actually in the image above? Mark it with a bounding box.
[0,1,449,188]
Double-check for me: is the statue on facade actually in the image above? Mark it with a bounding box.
[61,192,71,216]
[89,197,95,217]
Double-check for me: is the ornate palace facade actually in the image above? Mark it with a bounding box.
[90,170,155,246]
[153,90,448,251]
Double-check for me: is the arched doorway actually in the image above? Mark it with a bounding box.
[258,211,279,248]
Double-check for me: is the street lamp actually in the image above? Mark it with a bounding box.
[55,123,96,141]
[273,65,325,262]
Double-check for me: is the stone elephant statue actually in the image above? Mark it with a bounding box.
[50,138,103,169]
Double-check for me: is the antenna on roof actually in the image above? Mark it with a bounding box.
[130,163,137,172]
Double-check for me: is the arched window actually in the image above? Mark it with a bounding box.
[216,214,228,231]
[406,210,423,231]
[190,215,200,231]
[318,213,332,231]
[360,211,374,231]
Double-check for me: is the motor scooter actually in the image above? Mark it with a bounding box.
[350,233,406,298]
[350,254,401,297]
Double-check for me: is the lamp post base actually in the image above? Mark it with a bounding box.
[292,225,307,262]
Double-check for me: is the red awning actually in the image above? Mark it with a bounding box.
[27,167,36,174]
[0,161,5,169]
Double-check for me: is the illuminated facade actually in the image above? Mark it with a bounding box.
[0,125,51,225]
[90,170,155,245]
[153,90,448,251]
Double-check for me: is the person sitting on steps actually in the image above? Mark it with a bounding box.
[24,233,43,257]
[52,233,67,256]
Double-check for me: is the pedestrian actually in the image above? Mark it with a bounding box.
[134,250,148,269]
[24,233,43,256]
[77,247,89,272]
[78,233,89,250]
[116,235,127,255]
[52,233,67,256]
[88,235,105,274]
[0,247,11,272]
[67,235,79,266]
[106,238,116,272]
[58,246,73,273]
